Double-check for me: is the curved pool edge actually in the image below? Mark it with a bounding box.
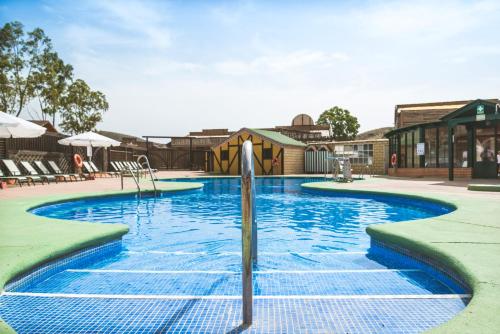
[0,181,203,334]
[301,181,500,334]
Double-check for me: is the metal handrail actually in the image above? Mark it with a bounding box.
[137,155,157,195]
[121,165,141,197]
[241,140,256,325]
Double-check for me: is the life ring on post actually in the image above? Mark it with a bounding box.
[73,154,83,168]
[391,153,397,167]
[272,157,280,166]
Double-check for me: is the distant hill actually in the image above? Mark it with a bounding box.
[355,127,393,140]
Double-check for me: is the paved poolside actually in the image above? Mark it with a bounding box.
[0,171,208,200]
[2,172,499,200]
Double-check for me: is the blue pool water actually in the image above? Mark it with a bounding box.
[0,178,467,333]
[31,177,451,255]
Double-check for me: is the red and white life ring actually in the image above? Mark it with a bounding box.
[391,153,397,167]
[73,154,83,168]
[272,157,280,166]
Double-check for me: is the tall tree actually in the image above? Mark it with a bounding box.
[34,51,73,124]
[0,21,53,116]
[317,106,360,140]
[60,79,108,135]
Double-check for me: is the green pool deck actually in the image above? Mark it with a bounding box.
[0,180,203,334]
[2,176,500,333]
[302,180,500,334]
[468,183,500,192]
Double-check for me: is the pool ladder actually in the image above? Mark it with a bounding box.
[120,155,158,197]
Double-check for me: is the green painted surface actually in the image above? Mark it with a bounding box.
[302,181,500,334]
[468,184,500,192]
[249,128,307,147]
[0,181,203,334]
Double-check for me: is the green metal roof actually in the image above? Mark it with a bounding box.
[249,128,307,147]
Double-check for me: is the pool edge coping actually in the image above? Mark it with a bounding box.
[0,181,204,334]
[301,181,500,334]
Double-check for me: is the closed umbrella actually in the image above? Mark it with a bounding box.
[58,131,121,160]
[0,112,46,138]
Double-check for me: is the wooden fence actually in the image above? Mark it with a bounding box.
[0,135,213,173]
[305,150,332,174]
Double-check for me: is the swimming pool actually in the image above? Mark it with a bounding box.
[0,177,468,333]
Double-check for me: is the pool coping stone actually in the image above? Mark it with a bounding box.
[302,181,500,334]
[0,180,203,334]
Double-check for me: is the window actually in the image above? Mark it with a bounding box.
[339,143,373,165]
[476,127,495,162]
[262,148,273,160]
[400,132,409,168]
[413,130,420,168]
[221,150,229,161]
[454,125,468,167]
[497,123,500,161]
[438,127,449,167]
[425,128,437,168]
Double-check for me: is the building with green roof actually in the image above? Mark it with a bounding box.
[211,127,306,175]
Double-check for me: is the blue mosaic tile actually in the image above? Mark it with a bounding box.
[0,295,468,334]
[5,240,122,292]
[16,270,457,296]
[84,250,416,272]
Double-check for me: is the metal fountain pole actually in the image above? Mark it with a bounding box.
[241,140,256,325]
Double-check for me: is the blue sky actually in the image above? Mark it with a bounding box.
[2,0,500,137]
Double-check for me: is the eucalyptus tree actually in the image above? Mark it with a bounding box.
[60,79,109,135]
[317,106,360,141]
[34,51,74,124]
[0,21,53,116]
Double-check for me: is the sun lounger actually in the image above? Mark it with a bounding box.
[47,161,82,181]
[116,161,129,172]
[82,161,96,177]
[135,161,158,173]
[2,159,43,185]
[20,161,56,184]
[0,164,30,187]
[110,161,121,172]
[89,161,118,177]
[34,161,71,182]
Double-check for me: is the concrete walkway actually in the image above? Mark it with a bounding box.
[0,173,204,334]
[2,173,500,333]
[0,171,207,200]
[303,177,500,334]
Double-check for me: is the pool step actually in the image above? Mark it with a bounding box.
[0,294,468,334]
[84,251,414,272]
[15,270,462,296]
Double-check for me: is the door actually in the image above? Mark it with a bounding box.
[473,125,497,178]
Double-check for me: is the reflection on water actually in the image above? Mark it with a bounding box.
[32,178,452,253]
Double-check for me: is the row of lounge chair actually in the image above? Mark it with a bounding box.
[109,161,154,175]
[0,159,82,186]
[0,159,156,187]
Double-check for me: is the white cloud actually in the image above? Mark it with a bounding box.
[58,0,172,53]
[356,0,500,41]
[210,1,256,25]
[91,0,172,49]
[214,50,349,75]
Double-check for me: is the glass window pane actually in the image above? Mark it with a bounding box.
[476,127,495,162]
[425,128,437,168]
[413,130,420,168]
[438,127,448,166]
[454,125,468,167]
[406,132,413,168]
[497,123,500,168]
